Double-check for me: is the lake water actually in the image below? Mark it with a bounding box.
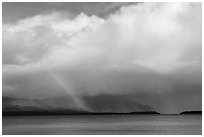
[2,114,202,135]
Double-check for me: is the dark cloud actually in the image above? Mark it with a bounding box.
[3,2,135,23]
[2,3,202,114]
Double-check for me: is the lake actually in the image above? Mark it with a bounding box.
[2,114,202,135]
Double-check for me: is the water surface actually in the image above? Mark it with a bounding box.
[2,114,202,135]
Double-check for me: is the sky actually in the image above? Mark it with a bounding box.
[2,2,202,114]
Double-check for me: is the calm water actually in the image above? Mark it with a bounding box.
[2,114,202,135]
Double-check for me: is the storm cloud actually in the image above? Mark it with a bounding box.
[2,3,202,114]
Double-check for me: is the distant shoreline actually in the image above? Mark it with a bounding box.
[2,111,202,116]
[179,111,202,115]
[3,111,160,116]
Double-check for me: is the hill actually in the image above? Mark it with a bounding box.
[2,95,158,116]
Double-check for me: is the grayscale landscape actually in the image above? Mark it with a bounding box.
[2,2,202,135]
